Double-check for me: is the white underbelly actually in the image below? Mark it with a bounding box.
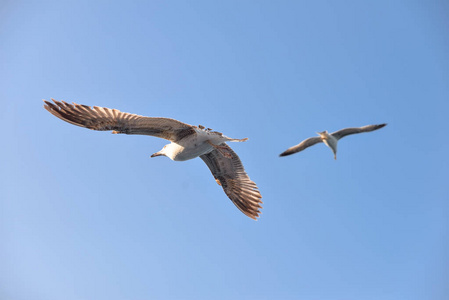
[323,138,337,151]
[171,141,214,161]
[171,129,229,161]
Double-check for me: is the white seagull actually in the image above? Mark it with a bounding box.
[44,99,262,220]
[280,123,387,159]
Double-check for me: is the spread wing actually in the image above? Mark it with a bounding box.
[279,137,322,157]
[331,123,387,140]
[200,145,262,220]
[43,99,195,142]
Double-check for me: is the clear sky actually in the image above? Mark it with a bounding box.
[1,1,448,299]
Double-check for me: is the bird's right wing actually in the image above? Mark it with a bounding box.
[200,145,262,220]
[331,123,387,140]
[279,137,322,157]
[44,99,195,142]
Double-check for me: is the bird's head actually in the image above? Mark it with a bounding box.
[151,145,168,158]
[317,130,328,138]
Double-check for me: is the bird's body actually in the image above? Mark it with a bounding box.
[318,131,338,159]
[153,128,247,161]
[280,124,387,159]
[44,99,262,220]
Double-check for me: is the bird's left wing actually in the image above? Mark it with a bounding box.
[279,136,322,157]
[200,145,262,220]
[44,99,194,142]
[331,123,387,140]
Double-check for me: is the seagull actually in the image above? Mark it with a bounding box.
[279,123,387,159]
[44,99,262,220]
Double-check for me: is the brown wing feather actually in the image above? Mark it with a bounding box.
[279,136,322,157]
[200,145,262,220]
[331,123,387,140]
[43,99,194,142]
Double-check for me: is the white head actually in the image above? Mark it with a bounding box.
[317,130,329,139]
[151,144,175,160]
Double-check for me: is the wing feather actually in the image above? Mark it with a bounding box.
[331,123,387,140]
[279,137,322,157]
[200,145,262,220]
[44,99,194,142]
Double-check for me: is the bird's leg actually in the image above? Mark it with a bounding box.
[207,141,233,158]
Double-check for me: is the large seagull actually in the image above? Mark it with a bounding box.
[280,123,387,159]
[44,99,262,220]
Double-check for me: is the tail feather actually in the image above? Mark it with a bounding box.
[230,138,248,142]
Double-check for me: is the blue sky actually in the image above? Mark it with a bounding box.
[1,0,448,299]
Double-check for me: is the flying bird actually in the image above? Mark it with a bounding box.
[44,99,262,220]
[280,123,387,159]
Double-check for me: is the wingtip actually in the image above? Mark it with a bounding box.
[43,99,55,111]
[249,212,260,221]
[43,98,59,107]
[375,123,387,130]
[279,151,290,157]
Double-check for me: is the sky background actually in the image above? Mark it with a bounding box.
[1,1,448,299]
